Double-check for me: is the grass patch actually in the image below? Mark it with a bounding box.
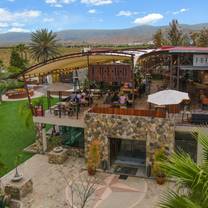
[0,97,58,176]
[0,100,35,176]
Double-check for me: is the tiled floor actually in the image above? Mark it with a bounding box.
[1,155,173,208]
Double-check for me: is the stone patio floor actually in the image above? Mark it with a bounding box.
[1,155,174,208]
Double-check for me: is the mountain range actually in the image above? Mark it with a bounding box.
[0,23,207,45]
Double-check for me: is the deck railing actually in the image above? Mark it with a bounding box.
[89,106,166,118]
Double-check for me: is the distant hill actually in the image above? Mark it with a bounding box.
[0,23,208,45]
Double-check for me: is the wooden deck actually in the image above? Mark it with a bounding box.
[33,109,86,128]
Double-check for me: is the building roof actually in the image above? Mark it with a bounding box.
[159,46,208,54]
[19,52,131,78]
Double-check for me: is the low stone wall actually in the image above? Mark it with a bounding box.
[67,147,85,158]
[84,113,175,169]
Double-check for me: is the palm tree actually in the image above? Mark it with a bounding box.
[30,29,60,63]
[159,130,208,208]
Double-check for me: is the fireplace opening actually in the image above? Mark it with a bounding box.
[109,138,146,171]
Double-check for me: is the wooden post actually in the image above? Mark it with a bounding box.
[169,55,173,89]
[76,103,79,120]
[47,91,51,110]
[58,91,62,118]
[131,54,136,101]
[58,91,62,102]
[177,55,180,90]
[23,75,34,115]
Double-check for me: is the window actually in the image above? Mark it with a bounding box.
[175,131,197,162]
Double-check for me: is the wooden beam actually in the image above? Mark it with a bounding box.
[23,75,34,115]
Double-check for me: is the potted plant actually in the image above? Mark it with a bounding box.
[48,136,63,151]
[153,148,166,185]
[33,97,44,116]
[87,139,101,176]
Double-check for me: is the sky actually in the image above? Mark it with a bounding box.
[0,0,207,33]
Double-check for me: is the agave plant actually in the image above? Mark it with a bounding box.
[159,130,208,208]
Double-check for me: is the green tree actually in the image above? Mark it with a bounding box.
[196,28,208,47]
[0,60,4,72]
[30,29,60,63]
[181,33,191,46]
[159,130,208,208]
[0,80,7,103]
[7,66,22,75]
[15,44,28,60]
[10,48,27,70]
[190,32,199,46]
[167,19,184,46]
[153,29,165,48]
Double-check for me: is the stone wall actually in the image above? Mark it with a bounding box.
[84,113,175,168]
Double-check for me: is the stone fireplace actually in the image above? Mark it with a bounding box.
[84,112,175,172]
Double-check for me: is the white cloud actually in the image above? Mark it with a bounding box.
[81,0,112,6]
[8,27,30,32]
[0,22,9,27]
[134,13,163,25]
[0,8,41,22]
[88,9,96,14]
[43,17,54,22]
[0,8,41,33]
[173,8,189,15]
[54,4,63,7]
[45,0,75,7]
[11,22,25,27]
[117,10,138,17]
[19,10,41,17]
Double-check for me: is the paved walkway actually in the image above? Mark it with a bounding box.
[1,155,173,208]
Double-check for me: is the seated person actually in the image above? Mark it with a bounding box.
[80,95,88,106]
[182,100,191,122]
[111,92,119,106]
[72,92,81,103]
[119,93,127,105]
[127,92,133,106]
[104,92,112,104]
[128,82,133,89]
[70,92,76,101]
[81,91,86,97]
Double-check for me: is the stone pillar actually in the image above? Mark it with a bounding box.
[35,123,44,154]
[4,178,33,200]
[42,128,47,153]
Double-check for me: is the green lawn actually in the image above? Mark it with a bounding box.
[0,100,35,176]
[0,97,58,176]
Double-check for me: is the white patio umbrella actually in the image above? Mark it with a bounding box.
[147,90,190,106]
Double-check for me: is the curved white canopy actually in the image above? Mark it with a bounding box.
[147,90,190,106]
